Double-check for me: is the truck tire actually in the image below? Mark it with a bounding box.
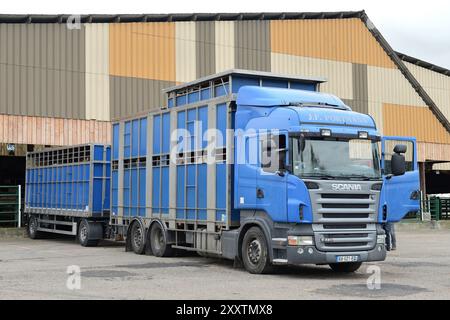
[241,226,273,274]
[149,223,174,257]
[329,262,362,273]
[28,215,43,239]
[78,219,99,247]
[130,221,146,255]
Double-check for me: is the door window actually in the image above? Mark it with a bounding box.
[260,134,287,173]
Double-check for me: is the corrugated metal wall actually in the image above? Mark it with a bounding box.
[215,21,235,73]
[108,22,176,119]
[404,61,450,121]
[383,103,450,144]
[175,22,196,83]
[417,142,450,162]
[85,23,110,121]
[109,22,175,81]
[0,114,110,145]
[0,24,86,119]
[109,77,174,119]
[196,21,216,78]
[271,53,354,100]
[235,20,271,71]
[0,17,450,161]
[270,18,395,69]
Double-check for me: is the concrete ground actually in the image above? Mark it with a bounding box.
[0,229,449,300]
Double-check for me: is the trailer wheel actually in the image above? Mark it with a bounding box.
[241,227,273,274]
[149,223,174,257]
[130,222,146,255]
[329,262,362,273]
[28,215,42,239]
[78,219,99,247]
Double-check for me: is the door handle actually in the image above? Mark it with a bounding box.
[256,188,264,199]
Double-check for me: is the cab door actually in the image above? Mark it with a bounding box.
[381,136,420,222]
[255,132,288,222]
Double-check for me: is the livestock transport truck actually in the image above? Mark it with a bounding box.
[25,70,420,274]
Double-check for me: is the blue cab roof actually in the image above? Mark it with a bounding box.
[236,86,350,110]
[236,86,377,130]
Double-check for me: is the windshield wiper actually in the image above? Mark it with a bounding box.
[301,174,336,180]
[337,174,381,181]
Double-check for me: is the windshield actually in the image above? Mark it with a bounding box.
[291,136,382,180]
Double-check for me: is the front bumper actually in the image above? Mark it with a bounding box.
[285,244,386,265]
[276,223,387,265]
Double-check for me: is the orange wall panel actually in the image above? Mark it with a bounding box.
[109,23,176,81]
[382,104,450,144]
[270,19,395,69]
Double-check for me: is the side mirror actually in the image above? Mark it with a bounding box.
[394,144,407,154]
[391,144,407,176]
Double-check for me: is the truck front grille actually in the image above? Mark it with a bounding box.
[315,192,377,224]
[307,180,381,252]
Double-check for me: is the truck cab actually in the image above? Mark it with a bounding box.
[232,86,420,273]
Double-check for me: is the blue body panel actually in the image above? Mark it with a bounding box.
[117,116,148,217]
[380,136,420,222]
[25,144,111,216]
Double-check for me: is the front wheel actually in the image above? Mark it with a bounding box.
[241,227,273,274]
[28,215,42,239]
[329,262,362,273]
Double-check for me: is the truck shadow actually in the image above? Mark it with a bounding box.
[25,234,125,247]
[197,257,368,280]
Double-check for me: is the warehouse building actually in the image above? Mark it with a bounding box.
[0,10,449,196]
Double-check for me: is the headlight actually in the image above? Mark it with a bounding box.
[358,131,369,139]
[377,235,386,244]
[320,129,332,137]
[288,236,314,246]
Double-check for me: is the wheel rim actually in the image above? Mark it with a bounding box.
[80,224,88,242]
[133,225,143,248]
[247,239,262,265]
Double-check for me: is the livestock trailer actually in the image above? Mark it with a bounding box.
[25,144,111,246]
[110,70,322,253]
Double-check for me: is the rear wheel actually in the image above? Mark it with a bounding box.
[329,262,362,273]
[28,215,42,239]
[241,227,273,274]
[149,223,174,257]
[78,219,99,247]
[130,222,146,255]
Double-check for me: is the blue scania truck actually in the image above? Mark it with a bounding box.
[26,70,420,274]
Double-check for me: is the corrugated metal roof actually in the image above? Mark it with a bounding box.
[357,12,450,133]
[0,11,364,24]
[396,51,450,77]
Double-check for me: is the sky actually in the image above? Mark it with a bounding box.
[3,0,450,69]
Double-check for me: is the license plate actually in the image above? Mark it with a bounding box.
[336,255,359,263]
